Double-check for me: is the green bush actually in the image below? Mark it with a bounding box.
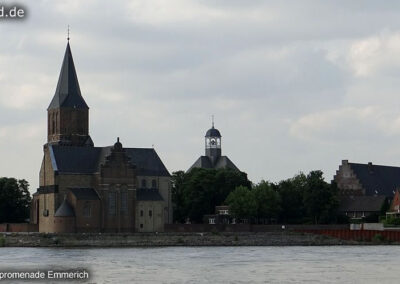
[383,217,400,226]
[372,233,385,243]
[0,236,5,247]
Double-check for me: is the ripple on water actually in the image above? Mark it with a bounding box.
[0,246,399,283]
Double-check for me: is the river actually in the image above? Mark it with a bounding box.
[0,246,398,283]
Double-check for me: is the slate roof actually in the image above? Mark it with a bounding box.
[49,145,170,177]
[54,199,75,217]
[48,42,89,110]
[338,196,386,213]
[188,155,239,172]
[349,162,400,197]
[69,188,100,200]
[136,188,164,201]
[205,126,221,137]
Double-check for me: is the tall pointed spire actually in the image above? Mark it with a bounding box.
[47,40,92,147]
[48,42,88,110]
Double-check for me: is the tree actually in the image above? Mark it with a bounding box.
[225,186,256,220]
[0,178,31,223]
[276,173,307,223]
[171,171,186,223]
[302,171,338,224]
[252,181,281,223]
[171,168,251,223]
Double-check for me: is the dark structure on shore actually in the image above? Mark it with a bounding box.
[30,41,172,233]
[188,122,239,172]
[334,160,395,219]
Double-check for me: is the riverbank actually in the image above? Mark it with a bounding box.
[0,231,392,247]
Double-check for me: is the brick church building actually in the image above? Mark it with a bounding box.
[30,41,172,233]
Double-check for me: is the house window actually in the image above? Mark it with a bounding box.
[140,210,144,217]
[149,210,152,217]
[141,179,147,188]
[83,202,91,217]
[152,179,157,188]
[108,192,116,216]
[209,218,215,224]
[121,191,128,215]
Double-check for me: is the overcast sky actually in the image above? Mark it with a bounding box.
[2,1,400,192]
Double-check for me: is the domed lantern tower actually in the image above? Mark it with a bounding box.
[205,119,221,166]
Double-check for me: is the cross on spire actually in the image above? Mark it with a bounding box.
[67,25,70,41]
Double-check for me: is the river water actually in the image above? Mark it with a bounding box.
[0,246,398,283]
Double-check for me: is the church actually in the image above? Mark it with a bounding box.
[30,41,172,233]
[188,122,239,172]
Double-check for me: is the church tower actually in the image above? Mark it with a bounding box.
[47,42,93,146]
[205,120,222,166]
[188,118,240,172]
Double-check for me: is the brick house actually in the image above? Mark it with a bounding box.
[334,160,396,219]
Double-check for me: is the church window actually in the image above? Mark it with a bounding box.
[141,179,147,188]
[140,210,143,217]
[149,210,152,217]
[83,202,91,217]
[55,113,58,133]
[152,179,157,188]
[52,113,56,134]
[140,224,143,229]
[108,192,116,216]
[121,191,128,215]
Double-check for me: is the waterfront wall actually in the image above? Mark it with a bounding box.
[0,223,38,233]
[0,223,349,233]
[0,231,358,247]
[164,224,349,232]
[299,229,400,242]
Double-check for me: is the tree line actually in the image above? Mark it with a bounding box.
[172,168,341,224]
[0,177,31,223]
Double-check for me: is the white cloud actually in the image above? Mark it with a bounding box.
[347,32,400,77]
[4,0,400,191]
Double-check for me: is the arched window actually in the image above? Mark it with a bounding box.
[120,190,127,215]
[52,113,56,134]
[108,192,116,216]
[83,202,91,217]
[55,112,58,133]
